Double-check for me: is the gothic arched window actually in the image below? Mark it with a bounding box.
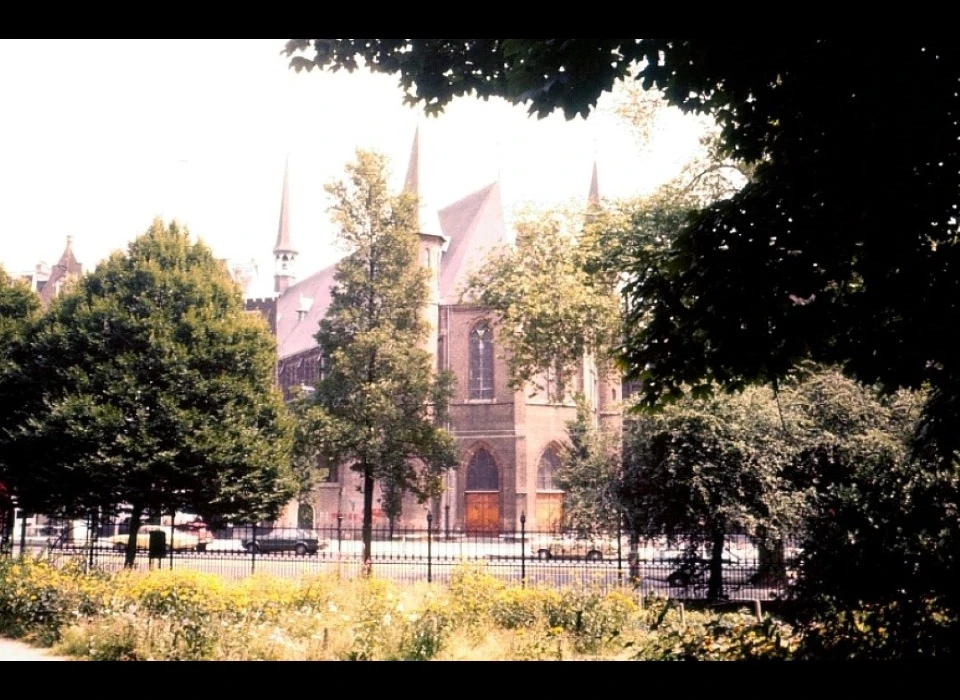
[537,449,561,491]
[466,448,498,491]
[469,322,494,400]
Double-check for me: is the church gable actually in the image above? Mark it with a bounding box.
[437,182,508,304]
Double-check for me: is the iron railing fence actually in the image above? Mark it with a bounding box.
[4,518,801,601]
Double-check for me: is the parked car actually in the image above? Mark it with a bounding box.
[241,529,326,556]
[176,519,213,547]
[535,534,621,561]
[105,525,207,552]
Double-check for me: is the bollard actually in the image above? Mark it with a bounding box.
[754,599,763,622]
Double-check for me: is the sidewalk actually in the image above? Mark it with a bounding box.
[0,637,72,661]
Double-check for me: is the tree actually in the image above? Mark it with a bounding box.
[309,149,458,568]
[612,80,752,207]
[555,399,622,536]
[284,39,960,462]
[622,384,801,601]
[777,371,960,658]
[462,207,621,402]
[0,268,40,542]
[6,220,295,565]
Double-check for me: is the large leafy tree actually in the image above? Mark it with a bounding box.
[284,39,960,461]
[6,221,295,565]
[310,149,458,567]
[0,268,40,538]
[622,384,801,601]
[779,371,960,658]
[462,207,621,402]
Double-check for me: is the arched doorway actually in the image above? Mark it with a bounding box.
[536,448,564,532]
[464,448,499,533]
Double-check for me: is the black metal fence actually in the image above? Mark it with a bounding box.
[3,515,800,601]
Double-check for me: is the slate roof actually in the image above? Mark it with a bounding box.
[275,264,336,359]
[437,181,507,304]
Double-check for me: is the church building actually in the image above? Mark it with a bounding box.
[247,131,622,534]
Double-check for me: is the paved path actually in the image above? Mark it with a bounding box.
[0,637,72,661]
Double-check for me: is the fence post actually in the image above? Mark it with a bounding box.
[520,511,526,588]
[617,510,623,586]
[251,522,257,575]
[19,512,26,559]
[169,510,175,571]
[337,513,343,555]
[336,513,343,578]
[426,510,433,584]
[87,511,97,572]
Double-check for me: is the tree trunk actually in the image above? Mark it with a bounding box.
[124,503,143,568]
[708,529,725,602]
[756,538,787,585]
[362,463,374,575]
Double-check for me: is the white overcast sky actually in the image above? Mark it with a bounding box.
[0,39,706,295]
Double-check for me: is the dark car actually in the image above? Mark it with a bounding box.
[241,529,325,556]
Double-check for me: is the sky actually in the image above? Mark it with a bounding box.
[0,39,707,297]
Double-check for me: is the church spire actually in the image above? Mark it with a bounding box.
[274,156,295,256]
[273,156,297,295]
[587,160,600,209]
[404,126,421,230]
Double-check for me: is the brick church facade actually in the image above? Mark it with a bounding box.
[247,131,622,534]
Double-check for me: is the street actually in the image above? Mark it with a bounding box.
[21,535,792,601]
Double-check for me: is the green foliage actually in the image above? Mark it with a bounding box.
[779,371,960,656]
[795,599,956,660]
[556,399,622,535]
[309,150,458,563]
[395,602,452,661]
[633,602,799,661]
[623,383,801,599]
[283,39,650,120]
[0,557,108,646]
[613,79,752,206]
[446,562,507,633]
[0,268,40,488]
[286,39,960,467]
[462,207,621,401]
[287,388,338,495]
[4,220,295,561]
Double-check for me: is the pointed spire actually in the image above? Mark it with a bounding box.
[404,126,421,230]
[273,156,297,295]
[273,155,296,255]
[587,160,600,209]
